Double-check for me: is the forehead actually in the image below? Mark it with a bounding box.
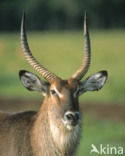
[51,79,78,92]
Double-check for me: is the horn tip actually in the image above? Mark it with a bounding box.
[21,11,26,33]
[84,11,88,35]
[22,12,26,23]
[84,10,87,18]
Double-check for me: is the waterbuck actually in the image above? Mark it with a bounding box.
[0,13,108,156]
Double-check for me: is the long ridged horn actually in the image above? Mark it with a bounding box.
[71,12,91,81]
[21,13,61,83]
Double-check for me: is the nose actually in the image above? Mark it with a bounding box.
[64,111,80,126]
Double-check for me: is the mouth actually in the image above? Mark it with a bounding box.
[62,119,80,131]
[66,124,77,131]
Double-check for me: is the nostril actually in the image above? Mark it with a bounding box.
[64,112,80,123]
[64,111,80,127]
[65,113,74,121]
[75,112,80,121]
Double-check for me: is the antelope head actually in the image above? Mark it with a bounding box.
[19,13,108,133]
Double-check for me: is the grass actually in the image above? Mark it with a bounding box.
[0,30,125,102]
[77,115,125,156]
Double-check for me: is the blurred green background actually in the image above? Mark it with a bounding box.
[0,1,125,156]
[0,30,125,103]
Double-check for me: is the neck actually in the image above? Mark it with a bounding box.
[30,98,81,156]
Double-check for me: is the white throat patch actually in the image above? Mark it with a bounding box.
[49,116,81,151]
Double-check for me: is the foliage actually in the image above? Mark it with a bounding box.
[0,0,125,31]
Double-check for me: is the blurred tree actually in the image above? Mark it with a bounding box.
[0,0,125,31]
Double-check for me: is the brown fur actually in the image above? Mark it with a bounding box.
[0,111,36,156]
[0,69,107,156]
[0,89,81,156]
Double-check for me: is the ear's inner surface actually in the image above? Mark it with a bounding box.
[77,70,108,95]
[19,70,49,95]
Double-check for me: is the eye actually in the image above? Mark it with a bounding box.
[50,89,57,95]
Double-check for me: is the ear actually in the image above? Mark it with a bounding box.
[78,70,108,96]
[19,70,49,96]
